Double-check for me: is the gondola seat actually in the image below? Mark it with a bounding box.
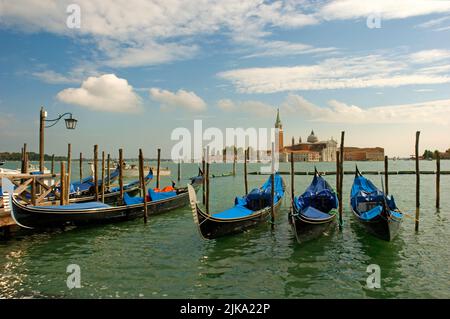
[301,206,332,220]
[148,189,177,201]
[212,205,254,219]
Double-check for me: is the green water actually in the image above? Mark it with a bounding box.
[1,160,449,298]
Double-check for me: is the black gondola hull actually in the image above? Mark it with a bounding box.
[289,207,336,243]
[193,200,282,239]
[352,209,401,241]
[11,187,197,229]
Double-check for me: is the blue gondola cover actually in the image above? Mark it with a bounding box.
[212,173,284,219]
[295,174,338,216]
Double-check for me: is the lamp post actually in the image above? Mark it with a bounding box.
[39,106,78,173]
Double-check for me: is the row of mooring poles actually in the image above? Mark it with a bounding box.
[27,130,439,233]
[45,144,166,210]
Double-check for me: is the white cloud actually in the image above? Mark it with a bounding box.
[150,88,206,112]
[281,94,450,124]
[217,99,274,117]
[416,15,450,29]
[0,0,322,67]
[217,99,236,111]
[32,70,80,84]
[320,0,450,20]
[414,88,435,92]
[215,94,450,125]
[409,49,450,64]
[218,53,450,93]
[242,40,336,58]
[57,74,141,112]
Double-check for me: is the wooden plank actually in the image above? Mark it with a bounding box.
[12,178,33,195]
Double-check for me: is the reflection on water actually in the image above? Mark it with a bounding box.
[1,161,449,298]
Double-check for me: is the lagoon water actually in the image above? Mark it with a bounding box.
[1,160,449,298]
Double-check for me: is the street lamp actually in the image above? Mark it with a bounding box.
[39,106,78,173]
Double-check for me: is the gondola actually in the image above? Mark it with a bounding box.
[350,167,403,241]
[289,169,338,243]
[70,170,153,205]
[24,169,152,206]
[3,174,203,229]
[188,173,285,239]
[65,167,120,197]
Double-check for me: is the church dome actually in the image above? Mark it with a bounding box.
[307,130,318,143]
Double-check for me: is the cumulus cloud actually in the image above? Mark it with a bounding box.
[0,0,322,68]
[409,49,450,64]
[217,99,236,112]
[57,74,142,113]
[217,99,275,117]
[218,53,450,93]
[281,94,450,124]
[319,0,450,20]
[150,88,206,112]
[215,94,450,124]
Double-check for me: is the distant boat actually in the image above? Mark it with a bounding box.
[0,160,5,166]
[89,161,171,177]
[350,167,403,241]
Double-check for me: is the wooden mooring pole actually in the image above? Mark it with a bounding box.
[107,153,111,191]
[139,149,148,223]
[415,131,420,231]
[244,148,248,195]
[67,143,71,203]
[60,161,66,205]
[119,148,124,204]
[206,147,210,215]
[338,131,345,228]
[177,160,181,182]
[436,151,440,209]
[202,150,206,205]
[232,145,237,176]
[94,145,99,201]
[79,152,83,181]
[101,151,105,203]
[384,155,389,195]
[270,142,275,225]
[336,150,340,198]
[31,174,36,206]
[51,154,54,175]
[290,151,294,206]
[156,148,161,189]
[22,143,27,173]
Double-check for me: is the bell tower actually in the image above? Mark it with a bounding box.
[274,108,284,152]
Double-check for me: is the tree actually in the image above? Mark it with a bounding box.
[423,150,434,159]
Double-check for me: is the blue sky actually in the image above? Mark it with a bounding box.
[1,0,450,158]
